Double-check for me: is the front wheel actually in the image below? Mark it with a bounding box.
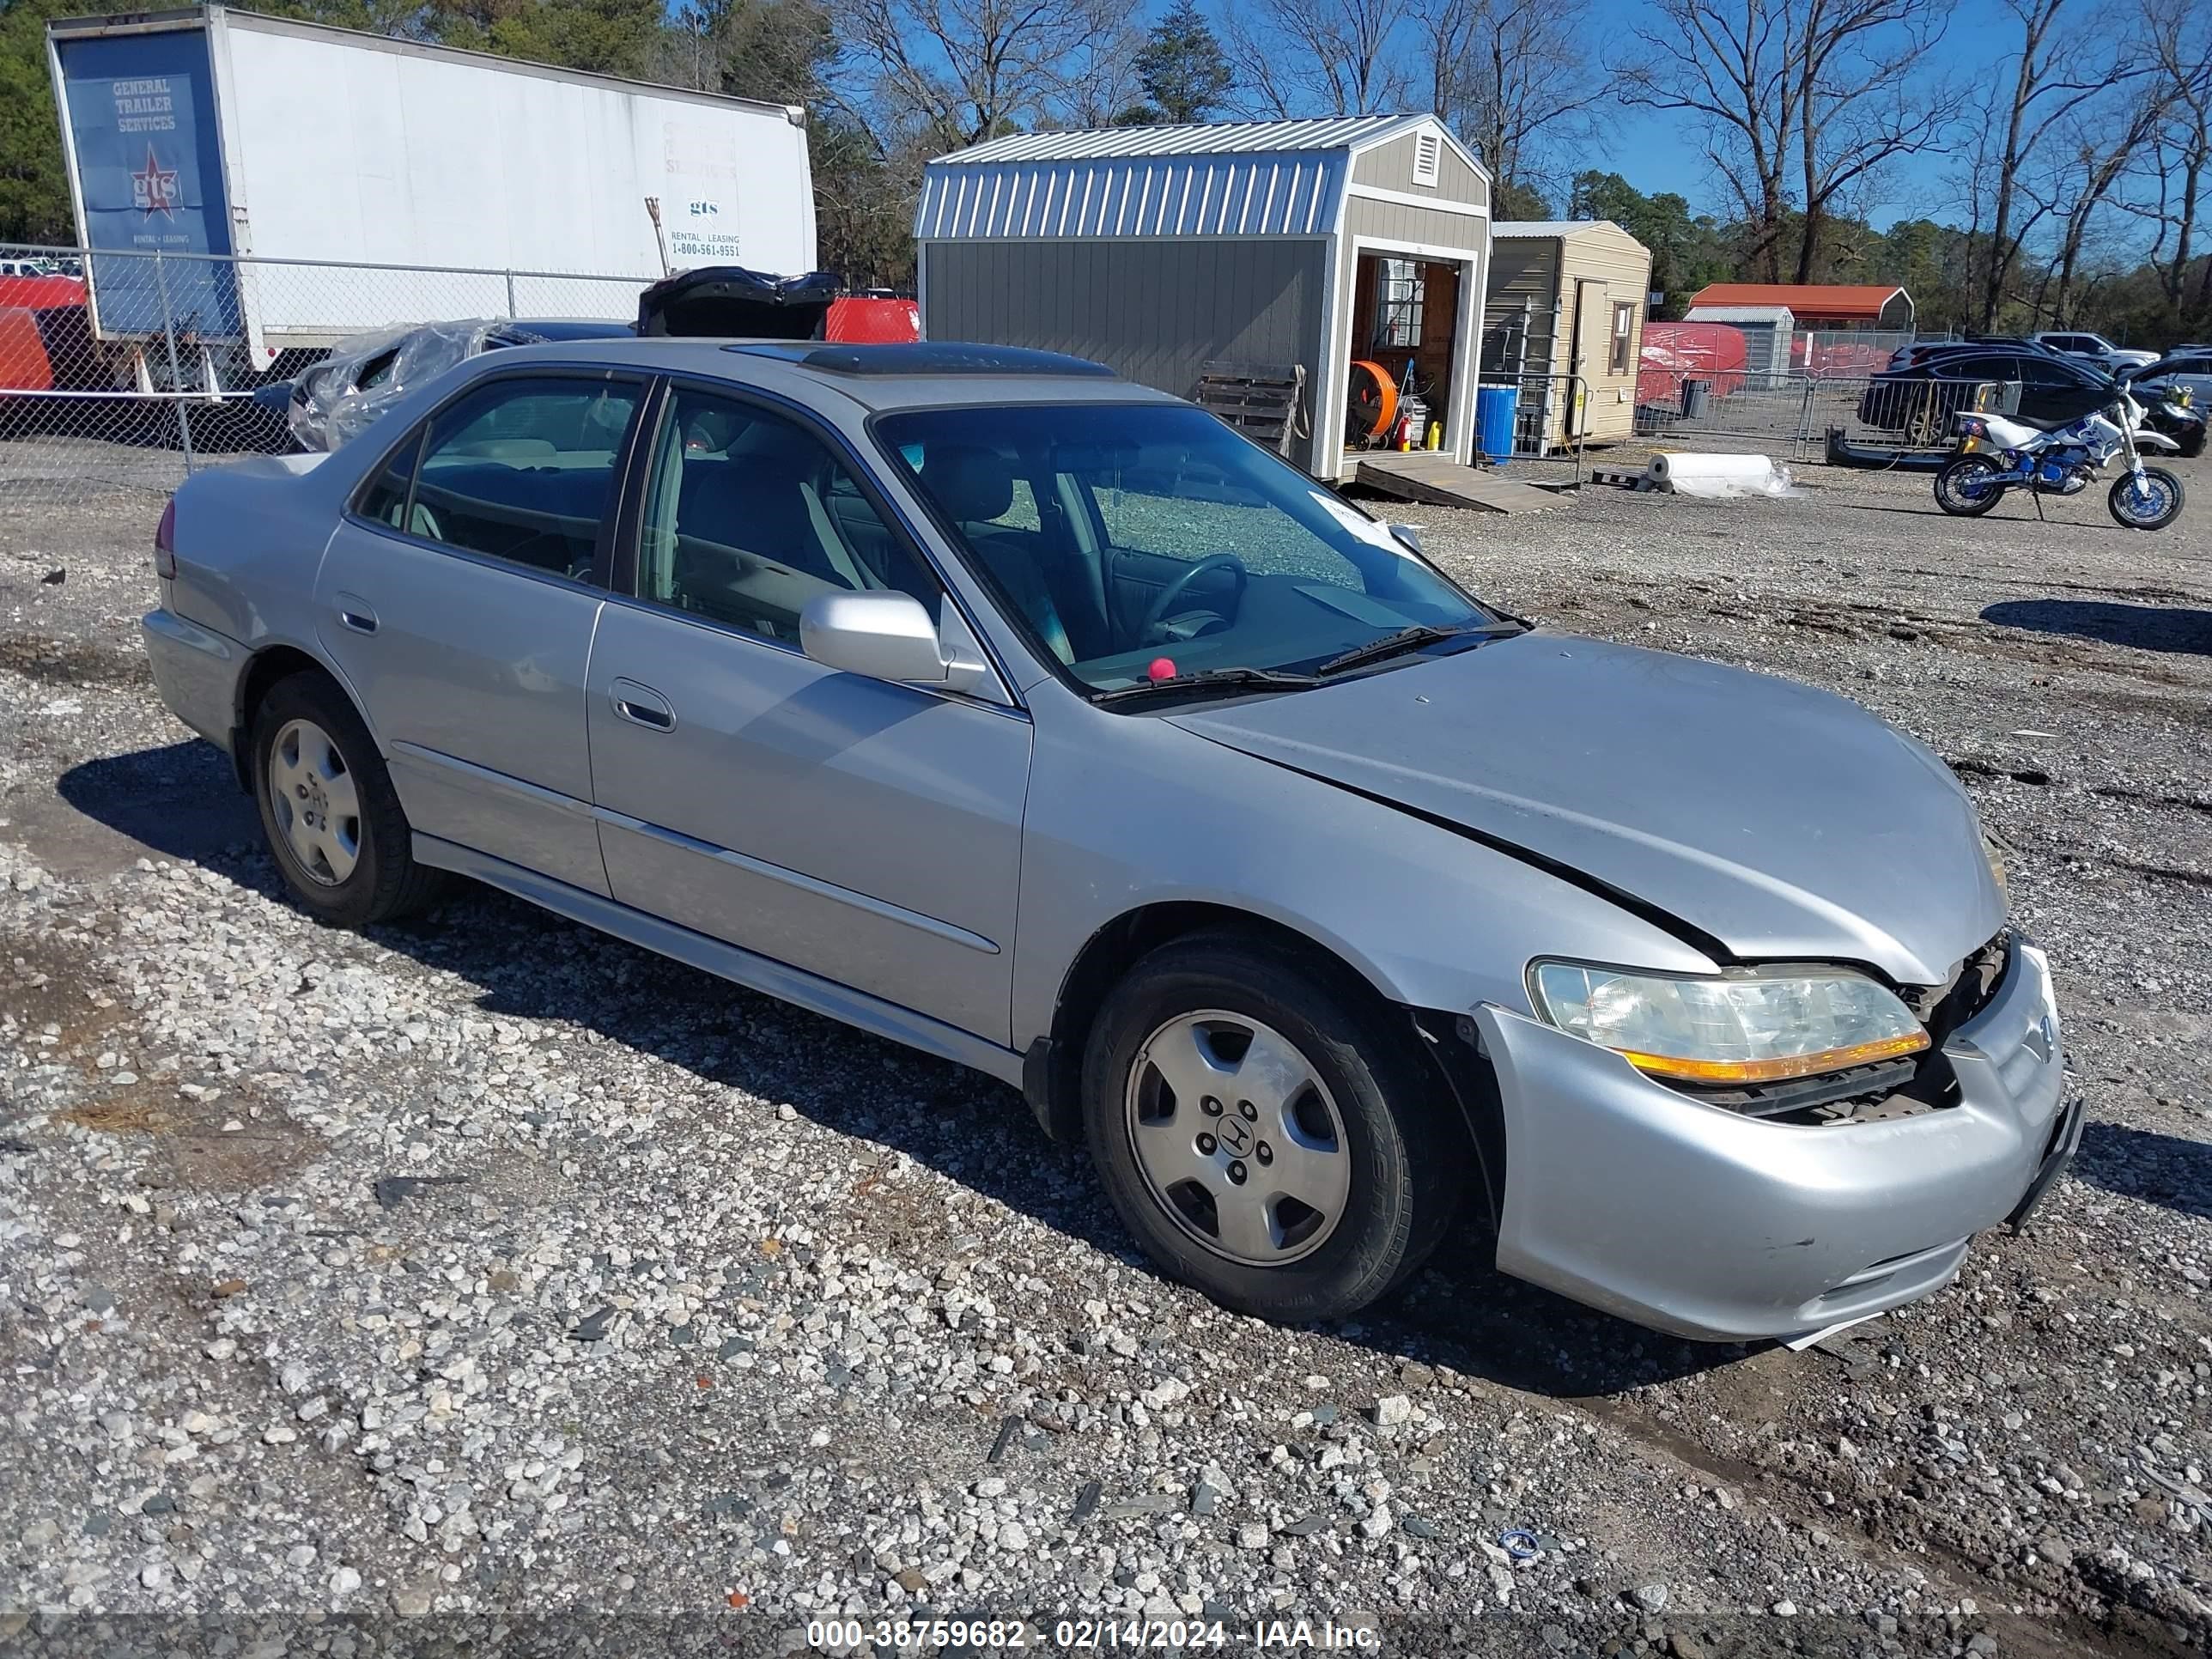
[1081,932,1462,1323]
[2108,465,2185,531]
[1935,454,2007,516]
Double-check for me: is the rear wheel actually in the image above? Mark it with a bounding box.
[252,672,443,927]
[1081,933,1462,1322]
[1935,454,2007,516]
[2108,465,2185,531]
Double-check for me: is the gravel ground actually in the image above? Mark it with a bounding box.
[0,447,2207,1659]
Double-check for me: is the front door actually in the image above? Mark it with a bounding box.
[584,383,1030,1044]
[314,370,644,894]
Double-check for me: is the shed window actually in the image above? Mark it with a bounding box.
[1376,259,1423,348]
[1411,131,1441,188]
[1610,303,1634,375]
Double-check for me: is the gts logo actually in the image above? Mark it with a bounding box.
[688,201,719,216]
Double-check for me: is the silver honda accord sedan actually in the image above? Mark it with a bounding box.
[141,338,2076,1341]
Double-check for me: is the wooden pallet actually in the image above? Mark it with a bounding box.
[1192,360,1307,457]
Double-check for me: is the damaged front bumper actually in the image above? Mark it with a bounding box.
[1474,935,2072,1343]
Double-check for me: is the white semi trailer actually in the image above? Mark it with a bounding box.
[46,5,817,380]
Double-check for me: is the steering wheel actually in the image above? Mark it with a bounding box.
[1137,554,1248,646]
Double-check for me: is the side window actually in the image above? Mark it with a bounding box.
[634,387,937,643]
[1610,303,1634,375]
[367,375,641,581]
[357,428,422,530]
[2021,356,2087,388]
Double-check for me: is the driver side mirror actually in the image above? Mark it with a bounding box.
[799,590,988,694]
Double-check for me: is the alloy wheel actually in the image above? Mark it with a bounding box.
[268,717,362,886]
[1123,1011,1352,1267]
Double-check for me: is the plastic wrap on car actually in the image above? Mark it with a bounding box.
[289,319,515,452]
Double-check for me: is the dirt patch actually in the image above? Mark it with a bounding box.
[0,633,149,688]
[161,1113,318,1192]
[55,1092,175,1134]
[0,930,127,1052]
[57,1079,317,1193]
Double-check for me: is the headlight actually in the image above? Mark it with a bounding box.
[1528,961,1929,1085]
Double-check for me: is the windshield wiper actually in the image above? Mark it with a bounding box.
[1314,617,1528,678]
[1090,665,1324,707]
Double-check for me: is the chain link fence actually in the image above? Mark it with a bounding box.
[1634,370,2023,461]
[2,241,653,545]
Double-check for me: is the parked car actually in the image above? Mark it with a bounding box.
[267,268,923,451]
[268,318,636,452]
[2124,349,2212,409]
[141,340,2072,1342]
[2031,330,2159,372]
[1861,346,2116,443]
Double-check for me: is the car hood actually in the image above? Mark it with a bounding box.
[1170,634,2003,986]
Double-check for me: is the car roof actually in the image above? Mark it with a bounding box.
[498,318,636,342]
[477,336,1178,415]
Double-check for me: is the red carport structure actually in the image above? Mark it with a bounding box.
[1685,283,1914,331]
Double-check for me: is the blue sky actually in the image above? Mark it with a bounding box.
[1176,0,2004,229]
[1601,0,2009,228]
[1575,0,1995,228]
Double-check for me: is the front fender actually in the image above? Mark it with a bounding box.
[1009,693,1717,1054]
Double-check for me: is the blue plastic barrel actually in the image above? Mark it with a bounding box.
[1476,384,1519,465]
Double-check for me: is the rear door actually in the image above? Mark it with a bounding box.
[314,369,646,894]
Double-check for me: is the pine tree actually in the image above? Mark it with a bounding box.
[1133,0,1233,125]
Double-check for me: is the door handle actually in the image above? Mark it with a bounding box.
[609,677,675,732]
[335,592,378,635]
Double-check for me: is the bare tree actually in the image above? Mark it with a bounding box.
[1614,0,1799,281]
[829,0,1127,148]
[663,0,835,100]
[1788,0,1960,281]
[1059,25,1151,127]
[1416,0,1601,199]
[2029,66,2176,323]
[1617,0,1957,284]
[2142,0,2212,318]
[1974,0,2126,327]
[1221,0,1411,118]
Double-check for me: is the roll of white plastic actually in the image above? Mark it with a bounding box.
[1644,453,1781,492]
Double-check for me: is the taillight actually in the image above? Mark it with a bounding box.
[155,496,177,580]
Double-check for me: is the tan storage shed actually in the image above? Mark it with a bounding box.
[1481,220,1652,451]
[915,115,1492,480]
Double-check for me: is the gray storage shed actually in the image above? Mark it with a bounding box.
[915,115,1492,479]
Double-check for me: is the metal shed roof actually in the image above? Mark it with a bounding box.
[1688,283,1906,319]
[916,114,1481,241]
[1492,219,1630,239]
[1684,304,1796,326]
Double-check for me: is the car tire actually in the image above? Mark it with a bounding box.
[251,671,443,927]
[1080,932,1462,1323]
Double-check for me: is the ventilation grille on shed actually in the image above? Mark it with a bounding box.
[1412,131,1441,187]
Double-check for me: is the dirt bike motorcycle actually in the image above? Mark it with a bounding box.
[1933,389,2185,530]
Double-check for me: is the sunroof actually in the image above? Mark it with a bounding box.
[726,342,1118,378]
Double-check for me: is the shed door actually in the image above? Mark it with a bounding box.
[1567,279,1607,436]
